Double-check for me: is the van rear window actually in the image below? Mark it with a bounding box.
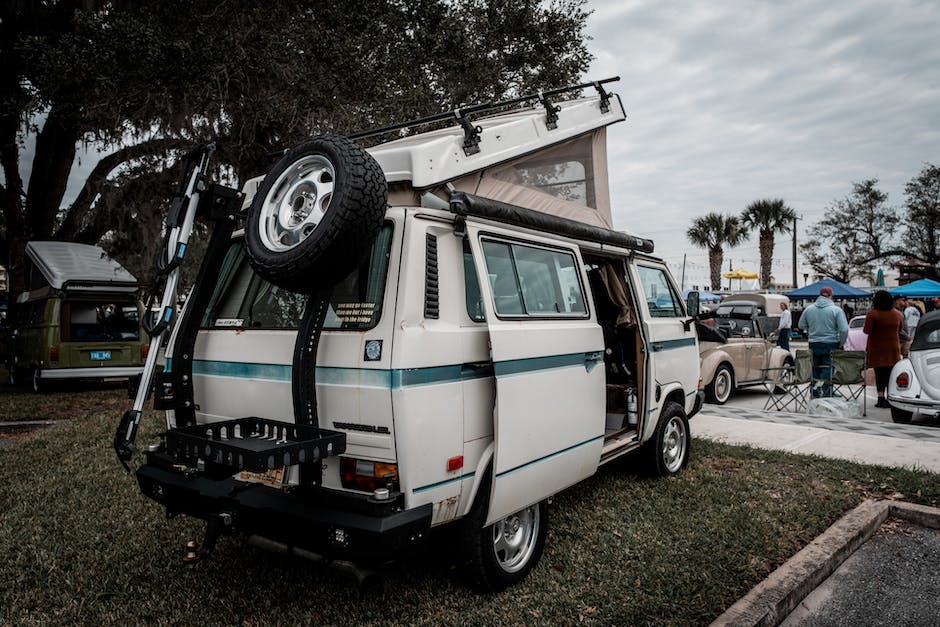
[61,301,140,342]
[202,224,393,330]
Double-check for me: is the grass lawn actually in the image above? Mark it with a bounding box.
[2,378,939,625]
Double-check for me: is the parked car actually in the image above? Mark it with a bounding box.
[887,310,940,423]
[6,241,146,392]
[844,315,867,351]
[698,300,793,404]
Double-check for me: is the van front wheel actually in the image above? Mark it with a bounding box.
[645,401,690,476]
[464,495,548,592]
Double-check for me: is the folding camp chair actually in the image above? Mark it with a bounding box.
[763,349,812,412]
[828,350,868,416]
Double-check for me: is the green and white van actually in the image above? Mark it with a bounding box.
[8,242,146,392]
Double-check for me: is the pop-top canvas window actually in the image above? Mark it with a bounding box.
[489,134,596,208]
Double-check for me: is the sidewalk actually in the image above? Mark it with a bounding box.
[694,406,940,473]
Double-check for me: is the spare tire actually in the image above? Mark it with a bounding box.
[245,135,388,294]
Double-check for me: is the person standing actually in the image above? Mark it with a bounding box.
[904,299,922,339]
[864,290,903,408]
[800,286,849,397]
[895,295,911,358]
[776,301,792,351]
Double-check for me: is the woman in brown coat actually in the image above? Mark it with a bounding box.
[864,290,903,408]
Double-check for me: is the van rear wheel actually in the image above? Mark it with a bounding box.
[245,135,388,294]
[462,477,548,591]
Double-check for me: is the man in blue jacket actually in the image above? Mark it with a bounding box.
[800,286,849,397]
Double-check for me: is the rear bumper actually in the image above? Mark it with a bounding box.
[40,366,143,380]
[136,455,432,562]
[886,395,940,414]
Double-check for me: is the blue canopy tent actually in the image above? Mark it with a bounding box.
[786,279,871,300]
[683,289,722,303]
[889,278,940,298]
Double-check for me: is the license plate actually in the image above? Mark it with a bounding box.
[90,350,112,361]
[236,467,287,487]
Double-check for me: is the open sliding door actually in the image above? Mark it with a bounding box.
[465,222,605,525]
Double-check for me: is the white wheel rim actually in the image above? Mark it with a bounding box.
[714,369,731,402]
[662,416,687,473]
[492,504,540,573]
[258,154,335,252]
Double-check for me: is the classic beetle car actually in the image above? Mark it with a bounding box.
[698,299,793,404]
[887,310,940,423]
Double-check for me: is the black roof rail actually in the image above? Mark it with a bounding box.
[348,76,621,142]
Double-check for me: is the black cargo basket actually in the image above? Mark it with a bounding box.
[164,417,346,472]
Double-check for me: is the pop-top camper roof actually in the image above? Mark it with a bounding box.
[21,241,139,301]
[242,79,635,240]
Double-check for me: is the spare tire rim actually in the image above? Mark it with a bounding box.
[491,504,540,573]
[259,154,335,252]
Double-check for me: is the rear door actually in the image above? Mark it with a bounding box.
[465,223,605,524]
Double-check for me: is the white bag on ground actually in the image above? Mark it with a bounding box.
[806,397,862,419]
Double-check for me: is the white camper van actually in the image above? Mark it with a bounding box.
[124,80,702,591]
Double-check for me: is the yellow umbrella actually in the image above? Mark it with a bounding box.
[722,268,759,280]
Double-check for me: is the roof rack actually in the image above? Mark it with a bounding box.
[348,76,620,152]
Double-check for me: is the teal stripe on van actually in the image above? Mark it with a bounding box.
[495,434,604,479]
[187,352,595,387]
[648,337,697,352]
[494,352,595,377]
[192,360,292,381]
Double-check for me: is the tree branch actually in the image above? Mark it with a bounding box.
[56,137,188,240]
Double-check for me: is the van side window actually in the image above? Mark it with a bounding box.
[480,239,586,317]
[202,223,393,330]
[462,239,485,322]
[636,266,684,318]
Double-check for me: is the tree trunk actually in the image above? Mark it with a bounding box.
[25,106,81,239]
[759,229,774,289]
[708,246,724,292]
[0,107,27,296]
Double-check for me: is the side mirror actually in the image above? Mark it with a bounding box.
[686,291,701,317]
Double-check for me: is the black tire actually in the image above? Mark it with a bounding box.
[890,405,913,424]
[31,368,43,393]
[644,401,691,477]
[245,135,388,294]
[462,474,549,592]
[705,364,734,404]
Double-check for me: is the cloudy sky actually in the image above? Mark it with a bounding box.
[585,0,940,289]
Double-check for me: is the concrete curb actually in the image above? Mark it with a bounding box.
[711,499,940,626]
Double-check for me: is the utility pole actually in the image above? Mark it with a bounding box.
[680,253,687,291]
[791,215,799,289]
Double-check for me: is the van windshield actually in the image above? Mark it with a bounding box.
[202,224,393,330]
[61,301,140,342]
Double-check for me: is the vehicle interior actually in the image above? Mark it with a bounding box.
[583,254,644,454]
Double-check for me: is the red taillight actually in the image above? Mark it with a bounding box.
[340,457,399,492]
[50,346,59,365]
[141,344,149,360]
[447,456,464,472]
[896,372,910,389]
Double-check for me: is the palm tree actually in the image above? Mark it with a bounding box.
[687,213,749,290]
[740,199,797,289]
